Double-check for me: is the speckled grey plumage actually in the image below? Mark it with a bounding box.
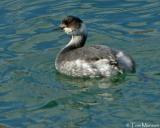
[55,44,135,77]
[55,16,136,77]
[56,45,114,63]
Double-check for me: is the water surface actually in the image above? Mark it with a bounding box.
[0,0,160,128]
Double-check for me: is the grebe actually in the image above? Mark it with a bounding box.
[55,16,136,78]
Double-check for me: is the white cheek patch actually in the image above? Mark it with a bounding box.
[64,27,73,34]
[64,23,87,36]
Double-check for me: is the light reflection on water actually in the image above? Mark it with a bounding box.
[0,0,160,127]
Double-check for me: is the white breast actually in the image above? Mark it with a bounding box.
[58,59,120,77]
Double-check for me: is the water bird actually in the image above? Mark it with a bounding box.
[55,16,136,78]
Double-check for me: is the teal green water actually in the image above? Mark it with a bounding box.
[0,0,160,128]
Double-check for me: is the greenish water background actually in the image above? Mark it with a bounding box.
[0,0,160,128]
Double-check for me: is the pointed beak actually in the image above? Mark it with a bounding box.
[59,24,66,30]
[53,27,61,31]
[53,24,65,31]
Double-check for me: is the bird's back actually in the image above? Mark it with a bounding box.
[58,45,116,62]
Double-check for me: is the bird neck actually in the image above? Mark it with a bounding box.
[62,34,87,53]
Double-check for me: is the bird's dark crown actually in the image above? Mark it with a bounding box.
[62,16,83,27]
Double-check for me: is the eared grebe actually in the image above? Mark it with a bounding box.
[55,16,136,78]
